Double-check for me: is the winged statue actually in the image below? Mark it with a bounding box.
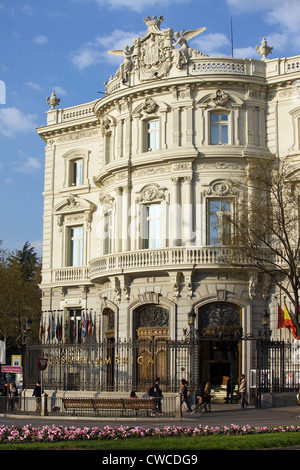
[108,45,134,82]
[174,27,206,68]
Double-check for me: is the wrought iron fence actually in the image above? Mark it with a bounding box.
[24,338,200,393]
[256,340,300,395]
[23,334,300,398]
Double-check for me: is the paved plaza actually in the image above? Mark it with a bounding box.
[1,404,300,429]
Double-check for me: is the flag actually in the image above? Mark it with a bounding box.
[39,315,43,340]
[87,311,93,337]
[65,319,69,344]
[82,312,86,337]
[284,302,298,339]
[52,314,56,340]
[278,304,285,329]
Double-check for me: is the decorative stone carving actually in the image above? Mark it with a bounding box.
[106,16,207,84]
[249,271,258,300]
[256,38,273,60]
[136,184,167,203]
[46,90,60,109]
[54,194,95,231]
[101,117,113,136]
[203,179,237,197]
[108,45,134,83]
[142,97,157,114]
[173,27,206,69]
[212,88,228,107]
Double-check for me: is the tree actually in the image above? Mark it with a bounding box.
[228,159,300,338]
[0,243,41,353]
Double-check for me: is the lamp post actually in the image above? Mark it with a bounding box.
[187,308,197,391]
[188,309,196,337]
[22,317,32,390]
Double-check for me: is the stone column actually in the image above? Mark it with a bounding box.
[170,177,180,246]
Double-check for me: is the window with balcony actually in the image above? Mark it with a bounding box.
[143,204,161,249]
[207,199,232,245]
[68,226,83,266]
[210,113,229,145]
[147,119,160,152]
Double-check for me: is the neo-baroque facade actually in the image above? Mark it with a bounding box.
[37,16,300,395]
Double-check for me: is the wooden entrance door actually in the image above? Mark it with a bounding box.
[135,305,169,390]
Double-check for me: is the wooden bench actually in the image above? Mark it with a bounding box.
[62,397,156,415]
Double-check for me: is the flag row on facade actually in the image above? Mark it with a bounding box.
[277,303,299,339]
[39,311,95,342]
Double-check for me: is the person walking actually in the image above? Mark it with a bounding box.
[191,381,205,413]
[148,378,163,413]
[32,381,42,412]
[202,381,212,412]
[9,382,18,412]
[180,379,192,412]
[239,374,249,409]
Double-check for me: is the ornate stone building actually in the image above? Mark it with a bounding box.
[36,16,300,396]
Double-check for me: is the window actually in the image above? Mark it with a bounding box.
[71,159,83,186]
[103,210,112,255]
[210,113,228,144]
[147,120,160,151]
[69,226,83,266]
[68,309,83,344]
[207,199,232,245]
[144,204,161,249]
[105,134,111,164]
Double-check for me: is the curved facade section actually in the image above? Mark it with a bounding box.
[36,16,300,395]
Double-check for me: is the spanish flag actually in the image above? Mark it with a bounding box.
[283,302,298,339]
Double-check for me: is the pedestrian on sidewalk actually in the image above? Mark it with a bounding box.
[180,379,192,412]
[239,374,249,409]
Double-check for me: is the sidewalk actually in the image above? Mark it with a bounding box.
[1,404,300,429]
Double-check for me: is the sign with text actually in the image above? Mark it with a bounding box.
[1,366,22,374]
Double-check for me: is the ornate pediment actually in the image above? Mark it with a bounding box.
[54,194,95,231]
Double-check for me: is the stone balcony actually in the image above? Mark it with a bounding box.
[88,246,252,283]
[50,245,293,286]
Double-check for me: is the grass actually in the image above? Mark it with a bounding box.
[1,432,300,450]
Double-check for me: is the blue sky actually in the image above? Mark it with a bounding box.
[1,0,300,257]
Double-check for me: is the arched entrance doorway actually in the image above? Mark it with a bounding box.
[198,303,241,388]
[135,304,169,390]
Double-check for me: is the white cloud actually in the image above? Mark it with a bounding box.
[226,0,300,56]
[15,156,41,173]
[226,0,282,14]
[192,33,231,56]
[33,35,48,45]
[234,46,258,59]
[0,107,36,137]
[5,178,14,185]
[25,81,43,91]
[11,150,41,174]
[71,28,144,70]
[95,0,186,12]
[52,86,67,96]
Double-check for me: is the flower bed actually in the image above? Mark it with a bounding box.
[0,424,299,443]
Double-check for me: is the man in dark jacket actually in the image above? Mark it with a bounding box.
[32,381,42,412]
[148,378,163,413]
